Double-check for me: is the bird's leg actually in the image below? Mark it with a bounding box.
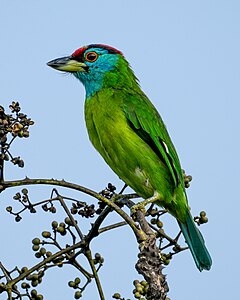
[131,191,160,216]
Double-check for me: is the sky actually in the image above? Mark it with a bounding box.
[0,0,239,299]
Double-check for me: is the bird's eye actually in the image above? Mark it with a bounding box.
[85,52,98,62]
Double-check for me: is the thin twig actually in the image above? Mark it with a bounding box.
[84,248,105,300]
[52,189,84,240]
[98,221,127,234]
[2,178,145,242]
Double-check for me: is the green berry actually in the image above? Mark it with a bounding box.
[112,293,121,299]
[164,259,170,265]
[157,220,163,228]
[35,252,41,259]
[71,208,78,214]
[65,217,73,225]
[133,280,140,286]
[95,253,101,260]
[46,251,52,257]
[75,277,81,284]
[143,287,148,294]
[15,215,22,222]
[57,226,65,233]
[6,206,12,212]
[60,230,66,236]
[21,282,29,289]
[13,193,21,200]
[42,231,51,238]
[21,188,28,194]
[140,281,148,287]
[31,280,38,287]
[32,238,40,245]
[201,216,208,223]
[99,257,104,264]
[136,286,143,293]
[68,281,75,288]
[74,291,82,299]
[32,245,40,251]
[31,289,38,296]
[135,292,141,298]
[21,267,28,273]
[40,248,46,255]
[150,218,157,225]
[31,274,38,281]
[50,206,56,213]
[52,221,58,228]
[59,222,65,228]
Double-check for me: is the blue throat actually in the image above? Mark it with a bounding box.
[73,48,119,98]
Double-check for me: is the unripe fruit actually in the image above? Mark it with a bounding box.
[21,267,28,273]
[65,217,72,225]
[32,245,40,251]
[68,281,75,288]
[157,220,163,228]
[74,291,82,299]
[140,281,148,287]
[35,252,41,258]
[42,231,51,238]
[31,280,38,287]
[31,289,37,296]
[135,292,141,298]
[21,282,29,289]
[32,238,40,245]
[52,221,58,228]
[57,226,65,233]
[150,218,157,225]
[46,251,52,257]
[40,248,46,255]
[75,277,81,284]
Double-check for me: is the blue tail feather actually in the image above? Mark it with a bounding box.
[178,211,212,271]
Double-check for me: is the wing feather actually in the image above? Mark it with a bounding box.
[123,92,183,187]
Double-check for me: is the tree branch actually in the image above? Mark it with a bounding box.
[135,211,169,300]
[1,178,146,242]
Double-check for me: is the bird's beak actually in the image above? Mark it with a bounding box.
[47,56,88,72]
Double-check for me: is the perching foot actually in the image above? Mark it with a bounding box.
[130,191,160,218]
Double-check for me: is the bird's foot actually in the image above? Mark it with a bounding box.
[130,203,146,218]
[130,191,160,219]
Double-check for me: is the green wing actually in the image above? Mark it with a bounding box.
[123,92,184,188]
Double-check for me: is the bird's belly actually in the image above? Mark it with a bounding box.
[87,114,174,201]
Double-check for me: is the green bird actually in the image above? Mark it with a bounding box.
[47,44,212,271]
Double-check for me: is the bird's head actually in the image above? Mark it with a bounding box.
[47,44,138,98]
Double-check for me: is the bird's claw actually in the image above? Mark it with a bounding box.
[130,203,146,218]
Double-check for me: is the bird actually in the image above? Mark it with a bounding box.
[47,44,212,271]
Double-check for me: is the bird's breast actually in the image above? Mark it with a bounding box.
[84,91,174,200]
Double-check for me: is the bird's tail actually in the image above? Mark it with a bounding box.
[178,210,212,271]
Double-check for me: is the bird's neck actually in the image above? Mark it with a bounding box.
[75,58,140,98]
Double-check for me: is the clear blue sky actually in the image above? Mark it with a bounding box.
[0,0,239,299]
